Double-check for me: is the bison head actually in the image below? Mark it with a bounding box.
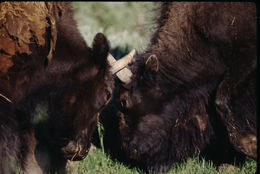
[43,33,135,161]
[115,54,173,171]
[34,33,112,161]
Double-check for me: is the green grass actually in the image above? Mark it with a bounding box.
[168,157,256,174]
[69,147,256,174]
[69,2,257,174]
[97,114,105,154]
[69,147,142,174]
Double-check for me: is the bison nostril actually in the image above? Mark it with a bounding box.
[133,148,138,155]
[61,140,77,154]
[61,140,88,160]
[127,143,139,160]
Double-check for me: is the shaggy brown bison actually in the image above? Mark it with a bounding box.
[0,2,132,174]
[116,2,256,173]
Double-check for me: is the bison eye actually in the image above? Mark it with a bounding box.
[121,99,127,108]
[106,91,111,101]
[58,10,62,17]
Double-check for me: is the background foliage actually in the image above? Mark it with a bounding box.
[72,2,158,57]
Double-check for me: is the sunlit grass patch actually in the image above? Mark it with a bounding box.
[70,149,256,174]
[69,146,142,174]
[167,157,256,174]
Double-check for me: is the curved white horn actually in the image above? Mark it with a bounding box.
[107,49,135,84]
[115,67,133,84]
[108,49,135,74]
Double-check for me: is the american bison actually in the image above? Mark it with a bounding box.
[0,2,132,174]
[116,2,256,173]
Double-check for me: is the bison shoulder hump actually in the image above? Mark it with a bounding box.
[0,2,58,72]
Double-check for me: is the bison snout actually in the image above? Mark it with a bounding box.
[61,139,90,161]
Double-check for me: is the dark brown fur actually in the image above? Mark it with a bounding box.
[0,2,113,174]
[116,2,256,173]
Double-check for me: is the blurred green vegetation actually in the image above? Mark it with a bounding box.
[72,2,158,54]
[33,103,48,125]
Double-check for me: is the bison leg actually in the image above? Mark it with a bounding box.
[21,130,43,174]
[215,65,256,159]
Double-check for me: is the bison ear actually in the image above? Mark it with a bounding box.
[92,33,110,67]
[145,54,159,72]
